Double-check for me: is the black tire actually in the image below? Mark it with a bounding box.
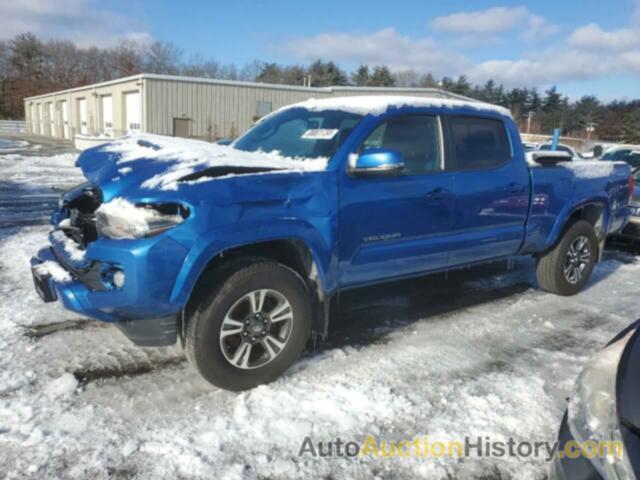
[186,259,312,391]
[536,220,598,296]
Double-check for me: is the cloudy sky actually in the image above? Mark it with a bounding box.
[2,0,640,99]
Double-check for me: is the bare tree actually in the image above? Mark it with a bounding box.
[238,60,264,82]
[110,39,144,77]
[144,41,183,75]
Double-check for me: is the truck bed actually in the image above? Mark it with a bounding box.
[520,160,631,254]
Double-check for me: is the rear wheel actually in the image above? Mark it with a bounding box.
[186,260,312,391]
[536,220,598,296]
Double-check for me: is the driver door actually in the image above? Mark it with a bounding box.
[337,113,455,287]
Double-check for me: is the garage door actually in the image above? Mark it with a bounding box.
[48,102,55,137]
[38,104,44,135]
[31,105,37,134]
[125,91,141,133]
[101,95,113,136]
[60,101,69,139]
[78,98,88,135]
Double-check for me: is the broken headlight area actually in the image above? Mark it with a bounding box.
[55,183,103,247]
[95,198,189,240]
[59,181,102,211]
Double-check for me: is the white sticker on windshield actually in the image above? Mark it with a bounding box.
[301,129,339,140]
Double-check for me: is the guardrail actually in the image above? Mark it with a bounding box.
[0,120,27,133]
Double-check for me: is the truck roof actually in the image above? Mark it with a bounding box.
[283,95,512,118]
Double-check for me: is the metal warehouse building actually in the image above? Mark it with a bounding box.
[23,73,472,141]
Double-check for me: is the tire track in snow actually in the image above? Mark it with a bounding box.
[23,318,105,338]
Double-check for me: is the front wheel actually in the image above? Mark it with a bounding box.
[535,220,598,296]
[186,261,312,391]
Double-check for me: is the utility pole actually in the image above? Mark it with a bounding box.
[525,111,535,135]
[585,122,597,141]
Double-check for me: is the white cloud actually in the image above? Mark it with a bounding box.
[430,7,529,34]
[281,1,640,91]
[466,50,601,87]
[521,14,559,42]
[282,28,470,77]
[466,43,640,87]
[429,6,557,41]
[568,23,640,50]
[0,0,151,47]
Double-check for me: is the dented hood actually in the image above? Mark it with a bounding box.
[76,134,329,196]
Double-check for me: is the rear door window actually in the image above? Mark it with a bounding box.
[448,117,511,171]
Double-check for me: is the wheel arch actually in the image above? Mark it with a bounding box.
[180,238,331,343]
[544,200,610,255]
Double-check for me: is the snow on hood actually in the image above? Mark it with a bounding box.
[274,95,512,118]
[93,134,328,191]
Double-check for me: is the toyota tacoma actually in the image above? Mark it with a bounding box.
[31,96,634,390]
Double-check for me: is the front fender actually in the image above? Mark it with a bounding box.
[169,218,335,307]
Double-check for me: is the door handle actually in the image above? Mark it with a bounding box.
[425,188,451,200]
[505,183,525,194]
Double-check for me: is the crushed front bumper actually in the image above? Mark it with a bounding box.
[30,230,189,346]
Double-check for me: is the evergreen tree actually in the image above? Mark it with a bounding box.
[351,65,370,86]
[369,65,395,87]
[419,73,437,87]
[622,109,640,144]
[307,60,348,86]
[256,63,284,84]
[452,75,471,96]
[528,88,541,113]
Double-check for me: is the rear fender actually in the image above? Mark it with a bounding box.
[544,199,610,253]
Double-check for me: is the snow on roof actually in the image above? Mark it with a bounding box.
[282,95,512,117]
[100,134,329,191]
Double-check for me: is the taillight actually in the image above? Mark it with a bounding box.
[630,173,635,203]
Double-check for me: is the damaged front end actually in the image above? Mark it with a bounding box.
[30,181,189,346]
[31,133,337,348]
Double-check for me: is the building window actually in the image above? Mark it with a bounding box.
[256,101,273,118]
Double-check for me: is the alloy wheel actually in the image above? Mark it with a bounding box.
[564,235,591,285]
[219,289,294,369]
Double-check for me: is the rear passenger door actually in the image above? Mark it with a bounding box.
[445,115,530,266]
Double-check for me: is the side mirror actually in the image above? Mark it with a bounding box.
[351,148,405,178]
[217,138,233,146]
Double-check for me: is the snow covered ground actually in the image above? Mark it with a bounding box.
[0,136,639,479]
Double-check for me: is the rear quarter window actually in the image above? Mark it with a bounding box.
[448,117,511,171]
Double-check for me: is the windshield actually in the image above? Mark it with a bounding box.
[602,149,631,161]
[233,108,363,160]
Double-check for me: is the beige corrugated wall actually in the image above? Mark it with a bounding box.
[144,79,463,139]
[144,79,333,139]
[24,74,474,140]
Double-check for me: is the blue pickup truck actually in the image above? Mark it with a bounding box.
[31,96,633,390]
